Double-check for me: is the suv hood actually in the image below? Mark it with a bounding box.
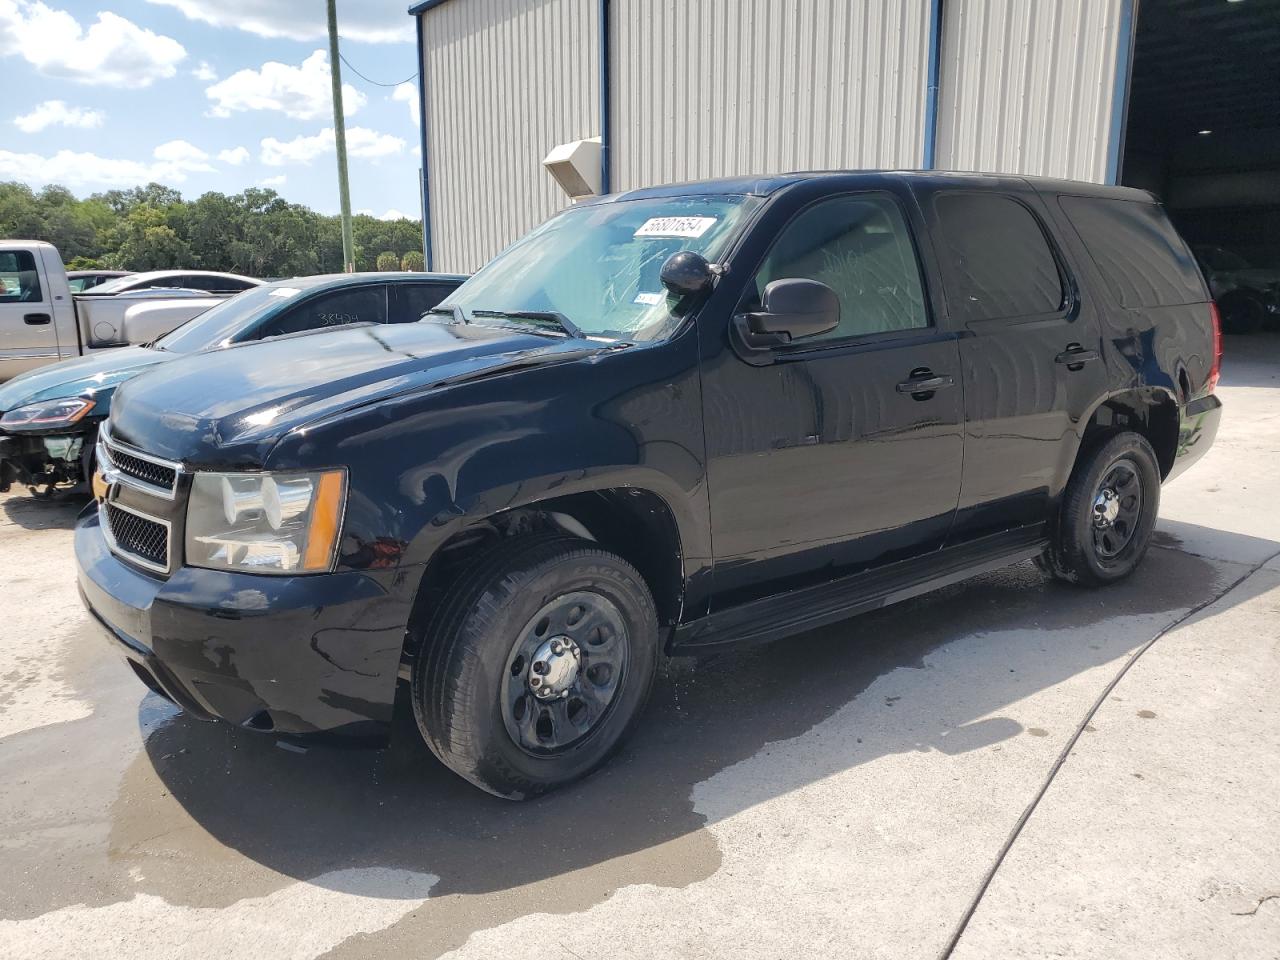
[0,347,167,416]
[109,321,607,465]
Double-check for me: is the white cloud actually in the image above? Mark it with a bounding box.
[257,174,286,188]
[152,139,213,171]
[192,60,216,81]
[380,209,410,221]
[0,1,185,87]
[144,0,412,43]
[13,100,104,133]
[260,126,405,166]
[217,145,249,166]
[0,139,214,188]
[205,50,365,121]
[391,84,418,126]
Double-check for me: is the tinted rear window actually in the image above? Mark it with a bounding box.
[933,193,1064,322]
[1059,196,1206,308]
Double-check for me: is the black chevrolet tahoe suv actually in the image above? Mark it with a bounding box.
[76,172,1223,799]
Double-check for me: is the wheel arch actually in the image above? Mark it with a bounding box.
[402,484,688,662]
[1079,387,1180,479]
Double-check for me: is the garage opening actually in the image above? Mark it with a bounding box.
[1121,0,1280,334]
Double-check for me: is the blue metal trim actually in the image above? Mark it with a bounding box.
[598,0,612,194]
[1105,0,1138,184]
[415,15,434,269]
[922,0,945,169]
[407,0,451,15]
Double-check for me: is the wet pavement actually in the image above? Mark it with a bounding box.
[1,336,1278,959]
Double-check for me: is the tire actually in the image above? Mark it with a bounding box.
[1218,292,1265,334]
[1040,432,1161,586]
[412,536,659,799]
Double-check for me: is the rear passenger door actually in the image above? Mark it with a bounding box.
[918,185,1108,543]
[701,188,964,608]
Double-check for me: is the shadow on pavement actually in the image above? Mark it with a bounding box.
[93,522,1271,957]
[0,487,89,530]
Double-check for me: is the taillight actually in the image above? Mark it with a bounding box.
[1208,302,1223,393]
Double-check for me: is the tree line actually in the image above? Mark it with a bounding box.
[0,181,426,277]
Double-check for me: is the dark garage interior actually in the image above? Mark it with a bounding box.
[1121,0,1280,332]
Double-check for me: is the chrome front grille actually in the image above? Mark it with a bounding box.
[101,500,171,574]
[102,445,177,491]
[98,424,182,499]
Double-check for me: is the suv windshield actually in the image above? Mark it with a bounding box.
[154,285,291,353]
[438,194,761,341]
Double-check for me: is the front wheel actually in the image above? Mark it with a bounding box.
[412,536,658,799]
[1040,432,1161,586]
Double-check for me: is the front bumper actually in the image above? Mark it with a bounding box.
[75,507,419,737]
[1167,393,1224,483]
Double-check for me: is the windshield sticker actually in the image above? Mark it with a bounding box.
[633,291,664,306]
[268,287,302,298]
[634,216,717,239]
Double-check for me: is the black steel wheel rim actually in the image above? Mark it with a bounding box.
[501,590,629,756]
[1091,458,1143,561]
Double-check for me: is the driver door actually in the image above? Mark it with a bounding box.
[700,189,964,609]
[0,249,57,382]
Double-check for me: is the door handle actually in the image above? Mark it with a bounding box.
[1054,343,1099,369]
[896,370,955,399]
[23,313,51,325]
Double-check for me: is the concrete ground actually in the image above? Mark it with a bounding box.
[1,335,1277,960]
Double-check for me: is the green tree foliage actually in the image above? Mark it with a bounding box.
[375,250,399,271]
[0,180,427,278]
[401,250,424,272]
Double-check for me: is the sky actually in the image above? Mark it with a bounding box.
[0,0,423,220]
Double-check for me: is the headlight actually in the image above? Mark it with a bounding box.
[185,469,347,574]
[0,398,95,430]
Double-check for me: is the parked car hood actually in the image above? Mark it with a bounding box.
[108,321,610,466]
[0,347,167,415]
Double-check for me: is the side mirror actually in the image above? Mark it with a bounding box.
[738,278,840,347]
[659,251,716,298]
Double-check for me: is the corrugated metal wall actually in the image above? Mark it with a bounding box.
[420,0,598,272]
[936,0,1123,183]
[609,0,931,192]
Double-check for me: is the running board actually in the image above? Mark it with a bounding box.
[671,531,1048,653]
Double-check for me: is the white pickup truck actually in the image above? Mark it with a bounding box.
[0,240,260,382]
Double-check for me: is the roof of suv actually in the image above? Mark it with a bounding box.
[592,170,1158,205]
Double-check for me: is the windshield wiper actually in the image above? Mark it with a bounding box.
[470,309,584,340]
[426,304,469,325]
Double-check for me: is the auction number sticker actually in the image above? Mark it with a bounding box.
[634,216,717,238]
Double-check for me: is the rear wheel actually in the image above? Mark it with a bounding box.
[1040,432,1161,586]
[412,536,658,799]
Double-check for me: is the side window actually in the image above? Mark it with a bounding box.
[390,283,456,323]
[261,285,387,338]
[215,278,257,293]
[0,251,43,303]
[139,277,179,290]
[1059,196,1206,308]
[747,194,929,341]
[934,193,1065,322]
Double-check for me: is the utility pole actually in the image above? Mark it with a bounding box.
[326,0,355,272]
